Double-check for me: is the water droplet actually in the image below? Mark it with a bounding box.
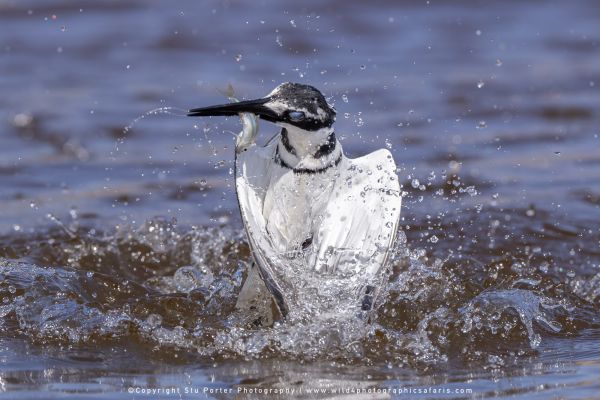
[214,160,226,169]
[475,29,482,36]
[477,80,485,89]
[234,54,242,62]
[429,235,439,243]
[496,59,503,67]
[465,186,478,197]
[289,19,296,27]
[13,113,33,128]
[146,314,162,329]
[341,94,349,103]
[477,120,487,129]
[174,266,204,293]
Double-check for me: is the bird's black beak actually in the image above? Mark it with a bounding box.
[187,97,279,123]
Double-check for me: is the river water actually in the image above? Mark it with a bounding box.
[1,0,599,398]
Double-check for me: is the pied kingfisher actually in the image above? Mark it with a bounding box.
[188,83,401,323]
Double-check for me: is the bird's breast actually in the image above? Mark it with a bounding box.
[262,167,336,254]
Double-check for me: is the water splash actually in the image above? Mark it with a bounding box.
[122,106,189,135]
[1,211,597,366]
[46,212,77,239]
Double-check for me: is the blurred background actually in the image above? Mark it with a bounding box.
[1,0,600,398]
[1,0,599,232]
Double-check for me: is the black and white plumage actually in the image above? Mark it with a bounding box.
[188,83,401,321]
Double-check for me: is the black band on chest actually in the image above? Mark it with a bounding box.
[274,147,342,175]
[293,153,342,174]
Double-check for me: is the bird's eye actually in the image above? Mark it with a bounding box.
[288,111,305,122]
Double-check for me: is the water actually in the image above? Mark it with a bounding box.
[1,0,600,398]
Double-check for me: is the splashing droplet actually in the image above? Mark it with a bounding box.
[122,107,189,136]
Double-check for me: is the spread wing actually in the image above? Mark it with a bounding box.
[235,141,294,317]
[308,149,402,309]
[234,107,401,318]
[236,145,401,317]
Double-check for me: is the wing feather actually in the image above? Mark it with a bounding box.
[235,142,293,317]
[309,149,401,302]
[236,137,401,317]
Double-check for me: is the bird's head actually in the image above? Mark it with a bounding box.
[188,82,336,134]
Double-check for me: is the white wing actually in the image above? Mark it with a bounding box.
[309,150,401,310]
[234,115,401,318]
[235,140,295,317]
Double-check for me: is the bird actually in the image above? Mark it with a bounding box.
[188,83,401,323]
